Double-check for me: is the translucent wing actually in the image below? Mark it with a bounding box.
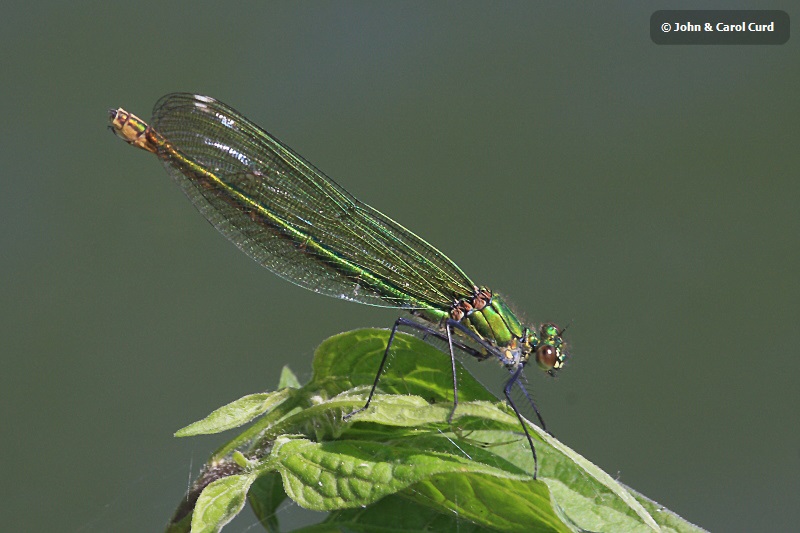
[150,93,476,309]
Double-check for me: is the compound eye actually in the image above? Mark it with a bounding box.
[535,344,557,370]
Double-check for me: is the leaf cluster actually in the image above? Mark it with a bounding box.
[166,329,705,533]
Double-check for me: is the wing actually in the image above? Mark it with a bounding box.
[149,93,476,309]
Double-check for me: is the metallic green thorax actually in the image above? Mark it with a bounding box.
[466,294,524,345]
[415,292,522,347]
[416,289,566,372]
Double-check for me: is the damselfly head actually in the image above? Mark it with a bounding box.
[534,323,567,373]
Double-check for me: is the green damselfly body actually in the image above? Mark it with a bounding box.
[109,94,567,478]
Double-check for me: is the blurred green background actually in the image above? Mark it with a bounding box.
[2,2,798,531]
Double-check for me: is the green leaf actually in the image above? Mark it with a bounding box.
[191,474,255,533]
[309,328,496,403]
[167,329,707,533]
[175,389,293,437]
[407,473,568,532]
[300,493,499,532]
[279,365,301,389]
[266,436,530,511]
[165,459,245,532]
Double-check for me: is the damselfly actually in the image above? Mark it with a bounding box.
[109,94,567,478]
